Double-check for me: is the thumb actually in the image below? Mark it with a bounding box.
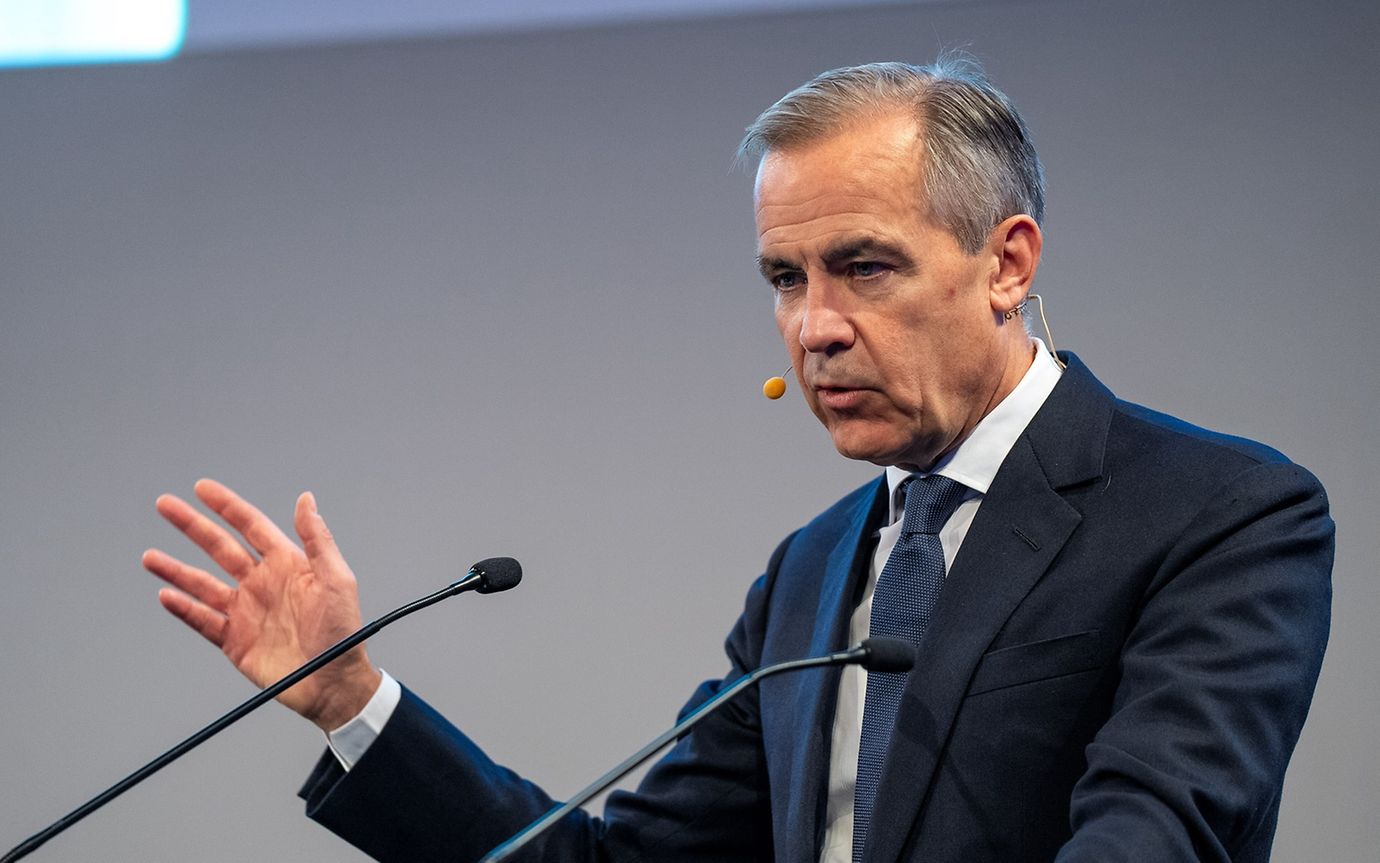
[294,491,352,581]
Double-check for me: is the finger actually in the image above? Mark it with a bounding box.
[156,492,256,579]
[158,587,229,647]
[294,492,353,583]
[143,548,235,613]
[194,478,296,558]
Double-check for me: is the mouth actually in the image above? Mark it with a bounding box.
[813,385,871,410]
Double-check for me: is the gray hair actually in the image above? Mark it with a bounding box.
[738,56,1045,255]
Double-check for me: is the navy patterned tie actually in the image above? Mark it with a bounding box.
[852,474,968,863]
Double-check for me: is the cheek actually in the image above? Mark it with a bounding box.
[774,308,802,349]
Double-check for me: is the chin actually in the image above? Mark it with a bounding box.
[828,424,938,469]
[827,432,907,467]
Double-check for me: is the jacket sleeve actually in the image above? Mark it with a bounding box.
[1057,461,1333,861]
[299,534,795,863]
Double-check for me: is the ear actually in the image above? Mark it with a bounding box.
[986,214,1043,317]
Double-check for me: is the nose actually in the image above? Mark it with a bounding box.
[798,280,855,356]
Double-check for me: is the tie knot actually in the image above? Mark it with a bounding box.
[898,474,967,535]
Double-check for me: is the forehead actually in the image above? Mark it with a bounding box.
[753,113,929,249]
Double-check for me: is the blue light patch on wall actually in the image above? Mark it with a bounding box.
[0,0,185,68]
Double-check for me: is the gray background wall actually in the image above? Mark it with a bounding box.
[2,0,1375,859]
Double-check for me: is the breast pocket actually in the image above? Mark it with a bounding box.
[966,629,1109,697]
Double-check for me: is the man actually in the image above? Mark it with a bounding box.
[144,59,1332,861]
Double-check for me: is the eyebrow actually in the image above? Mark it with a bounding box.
[756,254,795,280]
[823,238,912,269]
[756,237,913,280]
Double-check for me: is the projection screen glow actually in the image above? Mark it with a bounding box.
[0,0,184,68]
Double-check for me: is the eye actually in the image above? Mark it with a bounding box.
[849,261,887,279]
[771,271,805,291]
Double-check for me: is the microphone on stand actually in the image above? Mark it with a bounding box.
[1,557,522,863]
[481,636,915,863]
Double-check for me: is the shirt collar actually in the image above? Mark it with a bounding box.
[885,340,1063,524]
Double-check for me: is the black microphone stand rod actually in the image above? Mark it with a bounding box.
[480,637,912,863]
[2,557,521,863]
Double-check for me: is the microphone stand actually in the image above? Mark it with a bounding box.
[2,566,506,863]
[480,640,895,863]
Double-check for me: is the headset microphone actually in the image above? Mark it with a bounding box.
[761,295,1062,399]
[762,367,791,400]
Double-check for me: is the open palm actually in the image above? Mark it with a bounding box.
[143,478,381,729]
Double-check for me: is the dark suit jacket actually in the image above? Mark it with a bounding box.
[300,354,1333,862]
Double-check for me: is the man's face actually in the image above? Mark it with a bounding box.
[754,112,1018,470]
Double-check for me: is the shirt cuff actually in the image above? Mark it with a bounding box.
[325,670,402,771]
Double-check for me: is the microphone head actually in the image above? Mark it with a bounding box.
[762,376,787,400]
[471,557,522,594]
[860,637,915,673]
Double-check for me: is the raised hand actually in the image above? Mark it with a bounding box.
[143,478,383,731]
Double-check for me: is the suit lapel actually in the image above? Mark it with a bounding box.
[781,478,887,863]
[864,354,1113,862]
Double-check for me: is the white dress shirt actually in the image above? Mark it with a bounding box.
[329,343,1064,862]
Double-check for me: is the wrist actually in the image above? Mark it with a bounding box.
[306,660,384,732]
